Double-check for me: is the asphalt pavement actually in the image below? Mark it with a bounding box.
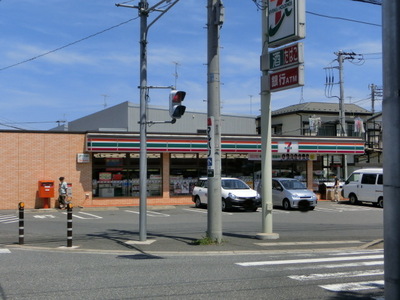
[2,202,384,256]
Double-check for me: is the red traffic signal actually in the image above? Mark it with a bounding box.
[169,90,186,119]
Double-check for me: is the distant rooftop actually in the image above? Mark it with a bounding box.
[272,102,372,116]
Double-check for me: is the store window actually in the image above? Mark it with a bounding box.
[170,153,207,196]
[92,153,162,198]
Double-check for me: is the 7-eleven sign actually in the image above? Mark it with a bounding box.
[268,0,305,48]
[278,141,299,153]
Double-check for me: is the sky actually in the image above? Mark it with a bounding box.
[0,0,382,130]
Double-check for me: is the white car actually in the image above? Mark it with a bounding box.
[192,177,261,211]
[271,178,318,210]
[342,168,383,208]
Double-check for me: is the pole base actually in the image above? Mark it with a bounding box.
[255,232,280,240]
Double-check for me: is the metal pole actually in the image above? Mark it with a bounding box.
[383,0,400,298]
[139,0,148,241]
[256,0,279,240]
[207,0,222,243]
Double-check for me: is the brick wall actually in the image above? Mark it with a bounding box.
[0,132,194,210]
[0,132,91,209]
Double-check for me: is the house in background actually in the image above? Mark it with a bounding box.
[256,102,382,181]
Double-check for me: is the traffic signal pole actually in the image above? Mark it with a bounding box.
[116,0,180,242]
[207,0,223,243]
[383,1,400,298]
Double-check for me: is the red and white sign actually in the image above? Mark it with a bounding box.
[268,0,306,48]
[269,65,304,92]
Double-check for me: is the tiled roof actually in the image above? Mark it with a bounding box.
[272,102,371,116]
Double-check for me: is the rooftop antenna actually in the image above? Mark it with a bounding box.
[173,61,180,89]
[101,94,109,109]
[299,86,305,103]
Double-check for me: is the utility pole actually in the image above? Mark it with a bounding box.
[383,1,400,298]
[336,51,347,137]
[333,50,361,179]
[369,83,382,114]
[116,0,180,241]
[256,0,279,240]
[207,0,224,243]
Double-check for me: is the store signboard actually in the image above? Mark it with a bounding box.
[268,43,303,70]
[77,153,90,163]
[268,65,304,92]
[267,0,306,48]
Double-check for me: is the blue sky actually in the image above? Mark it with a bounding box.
[0,0,382,130]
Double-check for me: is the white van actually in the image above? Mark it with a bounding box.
[342,168,383,208]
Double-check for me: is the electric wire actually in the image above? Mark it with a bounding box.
[0,17,138,72]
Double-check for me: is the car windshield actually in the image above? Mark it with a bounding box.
[280,180,306,190]
[221,179,249,190]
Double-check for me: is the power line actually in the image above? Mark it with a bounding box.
[306,11,381,27]
[0,5,381,72]
[0,17,138,72]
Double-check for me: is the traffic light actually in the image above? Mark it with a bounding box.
[169,90,186,119]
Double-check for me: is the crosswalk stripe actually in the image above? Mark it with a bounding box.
[281,260,383,271]
[0,215,19,224]
[320,280,384,292]
[0,249,11,253]
[236,254,383,267]
[289,269,384,281]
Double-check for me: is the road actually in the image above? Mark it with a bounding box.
[0,201,384,299]
[0,247,383,299]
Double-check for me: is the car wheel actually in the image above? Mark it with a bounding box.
[250,206,258,212]
[194,196,202,208]
[282,199,291,210]
[349,194,358,205]
[222,199,231,212]
[377,197,383,208]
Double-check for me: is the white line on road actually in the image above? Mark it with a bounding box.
[236,254,383,267]
[289,269,384,281]
[0,249,11,253]
[280,260,384,271]
[61,212,103,219]
[182,208,234,215]
[125,210,170,217]
[255,240,363,246]
[319,280,384,292]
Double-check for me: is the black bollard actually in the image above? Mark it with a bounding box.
[67,203,73,247]
[18,202,24,245]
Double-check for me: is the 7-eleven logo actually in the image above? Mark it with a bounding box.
[278,141,298,153]
[269,0,293,37]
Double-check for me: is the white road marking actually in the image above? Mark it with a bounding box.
[0,215,19,224]
[289,269,384,281]
[125,210,170,217]
[236,254,383,267]
[0,249,11,253]
[61,212,103,219]
[280,260,383,271]
[33,215,56,219]
[320,280,384,292]
[255,240,363,246]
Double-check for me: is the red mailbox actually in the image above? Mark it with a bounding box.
[38,180,55,198]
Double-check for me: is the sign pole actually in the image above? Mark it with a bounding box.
[256,0,279,240]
